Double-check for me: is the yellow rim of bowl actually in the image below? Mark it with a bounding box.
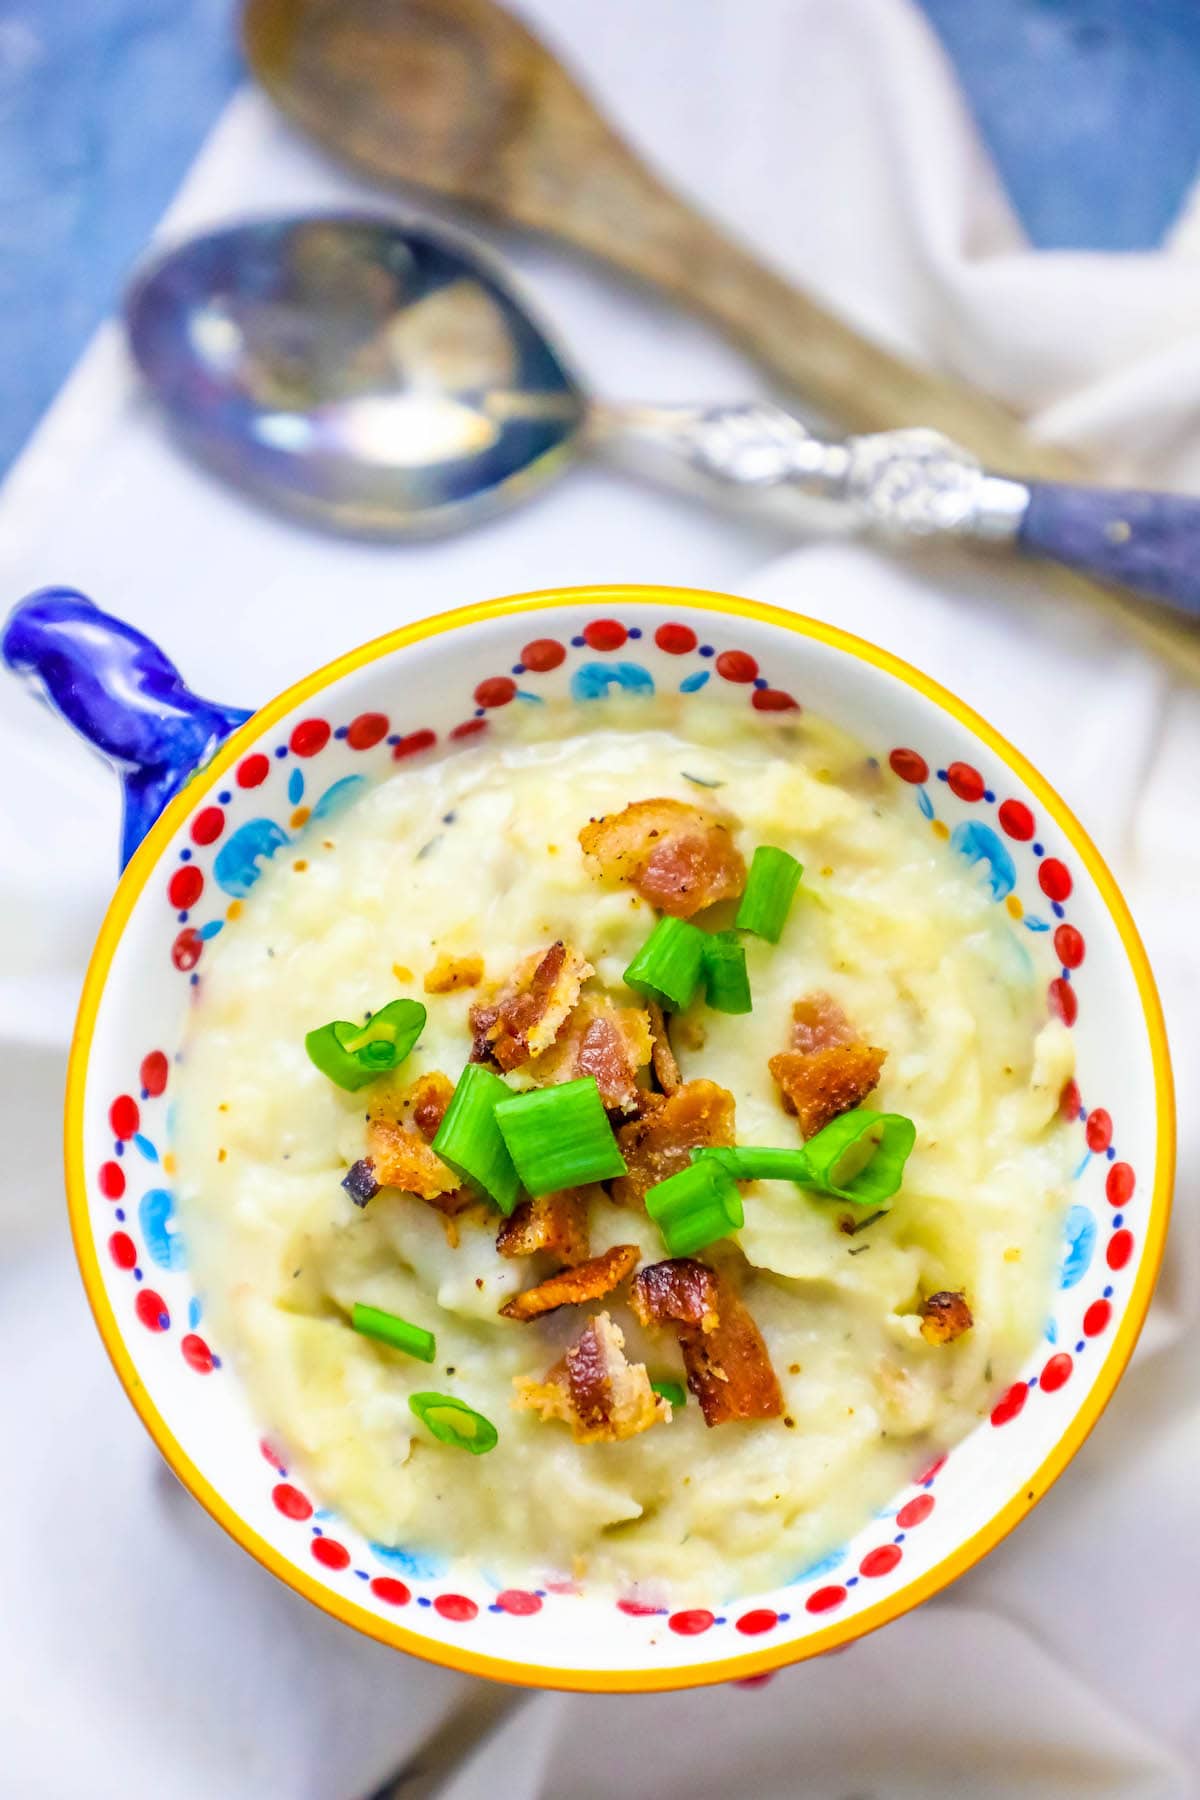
[64,584,1175,1692]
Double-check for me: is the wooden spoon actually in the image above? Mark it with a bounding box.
[242,0,1200,677]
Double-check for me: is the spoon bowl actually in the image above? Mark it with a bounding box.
[126,215,584,535]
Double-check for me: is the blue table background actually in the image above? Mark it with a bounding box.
[2,0,1199,480]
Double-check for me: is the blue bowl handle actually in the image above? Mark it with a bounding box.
[2,588,253,868]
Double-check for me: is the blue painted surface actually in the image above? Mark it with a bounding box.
[1,2,1197,480]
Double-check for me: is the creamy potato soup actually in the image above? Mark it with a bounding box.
[175,698,1074,1600]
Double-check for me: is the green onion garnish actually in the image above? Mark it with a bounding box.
[644,1156,744,1256]
[701,930,752,1014]
[431,1065,523,1214]
[409,1392,498,1455]
[351,1302,436,1362]
[623,914,708,1012]
[494,1077,626,1196]
[651,1379,686,1408]
[800,1108,915,1207]
[306,998,427,1091]
[694,1107,916,1209]
[735,846,803,943]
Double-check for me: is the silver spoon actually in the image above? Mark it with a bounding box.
[126,214,1200,620]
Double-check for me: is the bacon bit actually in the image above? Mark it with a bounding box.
[496,1188,591,1265]
[630,1258,783,1427]
[528,995,652,1113]
[646,1001,681,1095]
[919,1291,974,1345]
[612,1078,735,1207]
[423,952,484,994]
[578,798,746,918]
[499,1244,640,1322]
[768,993,886,1138]
[469,941,593,1071]
[513,1311,668,1443]
[364,1071,469,1214]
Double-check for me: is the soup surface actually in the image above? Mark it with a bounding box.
[175,699,1074,1600]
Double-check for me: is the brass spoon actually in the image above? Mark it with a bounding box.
[241,0,1077,483]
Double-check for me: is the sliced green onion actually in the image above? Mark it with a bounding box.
[432,1065,523,1214]
[701,930,752,1014]
[351,1302,436,1362]
[735,846,803,943]
[644,1156,744,1256]
[801,1108,915,1207]
[494,1077,626,1197]
[651,1379,686,1408]
[623,915,708,1012]
[409,1392,498,1455]
[306,997,427,1091]
[695,1110,916,1209]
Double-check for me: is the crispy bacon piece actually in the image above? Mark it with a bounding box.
[496,1188,591,1266]
[768,992,886,1139]
[646,1001,681,1095]
[919,1291,974,1345]
[499,1243,640,1322]
[423,953,484,994]
[612,1078,736,1208]
[528,995,652,1113]
[513,1311,668,1443]
[630,1258,783,1427]
[363,1071,470,1215]
[578,798,746,919]
[469,941,592,1072]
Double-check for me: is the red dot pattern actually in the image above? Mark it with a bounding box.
[1048,977,1078,1026]
[583,619,627,651]
[434,1594,478,1623]
[914,1452,947,1486]
[716,649,758,683]
[805,1586,847,1615]
[272,1483,313,1521]
[99,1161,125,1200]
[1107,1163,1135,1206]
[168,866,204,910]
[990,1382,1028,1427]
[1085,1109,1113,1153]
[1054,924,1085,968]
[140,1051,169,1097]
[1040,1353,1073,1393]
[860,1544,902,1579]
[998,799,1035,840]
[521,637,566,672]
[191,806,224,846]
[655,623,697,654]
[889,748,929,784]
[135,1288,169,1332]
[1083,1299,1112,1337]
[496,1589,542,1616]
[896,1493,935,1529]
[1039,857,1073,901]
[474,676,517,708]
[735,1609,778,1635]
[393,729,437,759]
[946,761,985,802]
[237,753,269,788]
[1107,1229,1134,1271]
[669,1609,715,1635]
[347,712,389,750]
[312,1536,350,1571]
[752,688,799,712]
[171,928,204,972]
[371,1576,411,1606]
[1059,1078,1081,1121]
[109,1231,137,1270]
[290,719,331,757]
[110,1095,140,1140]
[180,1333,215,1373]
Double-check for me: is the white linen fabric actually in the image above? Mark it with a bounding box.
[2,2,1199,1794]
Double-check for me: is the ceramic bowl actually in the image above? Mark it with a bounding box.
[3,582,1172,1691]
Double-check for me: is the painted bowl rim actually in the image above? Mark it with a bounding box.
[65,583,1175,1690]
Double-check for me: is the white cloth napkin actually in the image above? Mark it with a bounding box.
[3,1,1200,1795]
